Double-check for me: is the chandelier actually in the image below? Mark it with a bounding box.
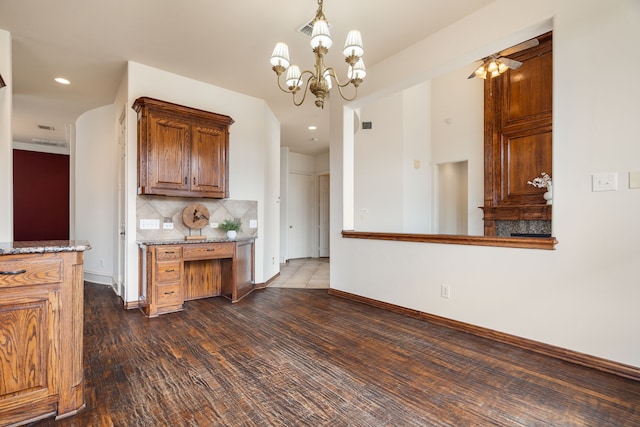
[270,0,366,108]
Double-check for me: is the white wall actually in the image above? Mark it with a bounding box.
[0,29,12,241]
[123,61,280,303]
[75,104,117,285]
[355,92,404,232]
[332,0,640,368]
[431,64,484,235]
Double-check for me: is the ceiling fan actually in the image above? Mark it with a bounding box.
[468,37,539,79]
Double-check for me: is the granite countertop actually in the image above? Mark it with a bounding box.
[137,236,255,246]
[0,240,92,255]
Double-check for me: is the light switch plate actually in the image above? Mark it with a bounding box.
[629,171,640,189]
[249,220,258,228]
[592,172,618,192]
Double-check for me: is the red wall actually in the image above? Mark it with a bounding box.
[13,149,70,241]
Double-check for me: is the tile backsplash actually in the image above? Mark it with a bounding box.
[136,195,258,241]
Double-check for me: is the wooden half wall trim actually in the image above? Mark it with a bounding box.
[328,288,640,382]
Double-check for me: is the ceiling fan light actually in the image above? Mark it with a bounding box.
[270,42,291,68]
[474,66,486,77]
[490,69,501,78]
[311,19,333,49]
[487,61,498,73]
[498,62,508,73]
[285,65,302,88]
[343,30,364,58]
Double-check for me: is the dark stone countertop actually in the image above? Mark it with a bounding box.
[0,240,92,255]
[137,237,255,246]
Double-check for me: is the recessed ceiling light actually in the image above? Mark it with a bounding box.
[308,125,317,130]
[55,77,70,85]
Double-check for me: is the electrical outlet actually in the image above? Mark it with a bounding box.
[140,219,160,230]
[210,222,219,228]
[441,284,451,299]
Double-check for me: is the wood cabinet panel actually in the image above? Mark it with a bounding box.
[134,97,233,199]
[147,116,190,192]
[191,125,227,197]
[0,251,85,425]
[183,243,234,260]
[0,257,62,287]
[184,259,222,300]
[483,32,553,234]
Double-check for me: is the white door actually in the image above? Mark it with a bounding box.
[288,173,314,259]
[318,174,330,257]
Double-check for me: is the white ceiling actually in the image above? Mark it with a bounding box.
[0,0,493,155]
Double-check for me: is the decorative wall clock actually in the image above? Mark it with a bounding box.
[182,203,210,240]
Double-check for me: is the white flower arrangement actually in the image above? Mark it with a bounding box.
[527,172,552,189]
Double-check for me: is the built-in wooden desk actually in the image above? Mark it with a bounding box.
[138,238,255,317]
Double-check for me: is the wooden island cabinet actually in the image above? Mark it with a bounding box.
[0,241,90,427]
[138,239,255,318]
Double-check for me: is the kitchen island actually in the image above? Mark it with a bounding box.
[0,240,90,427]
[138,237,255,317]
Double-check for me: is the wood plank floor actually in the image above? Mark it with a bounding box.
[32,283,640,427]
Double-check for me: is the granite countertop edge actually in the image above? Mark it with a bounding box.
[0,240,92,255]
[137,236,256,246]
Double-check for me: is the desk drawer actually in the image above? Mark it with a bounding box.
[156,261,181,282]
[156,283,182,306]
[0,255,63,288]
[155,246,182,261]
[183,243,234,260]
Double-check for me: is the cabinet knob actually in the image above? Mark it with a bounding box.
[0,269,27,275]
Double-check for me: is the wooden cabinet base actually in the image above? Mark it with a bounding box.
[139,240,255,317]
[0,250,86,427]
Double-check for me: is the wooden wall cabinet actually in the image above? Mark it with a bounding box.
[133,97,234,199]
[482,32,553,235]
[139,240,255,318]
[0,251,85,426]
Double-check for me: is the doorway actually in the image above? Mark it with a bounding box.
[13,149,69,241]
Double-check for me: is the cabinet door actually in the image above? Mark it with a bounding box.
[0,288,60,424]
[147,114,191,193]
[190,124,228,198]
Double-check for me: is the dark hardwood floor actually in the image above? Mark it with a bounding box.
[32,283,640,426]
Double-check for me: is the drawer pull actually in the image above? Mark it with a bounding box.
[0,269,27,275]
[164,291,175,295]
[165,269,175,273]
[206,249,215,252]
[165,251,175,254]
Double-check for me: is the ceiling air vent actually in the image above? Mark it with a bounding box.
[38,124,55,131]
[297,20,314,38]
[31,138,68,148]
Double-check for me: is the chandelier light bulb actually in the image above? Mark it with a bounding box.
[348,58,367,80]
[285,65,302,89]
[270,42,291,69]
[311,19,333,49]
[343,30,364,58]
